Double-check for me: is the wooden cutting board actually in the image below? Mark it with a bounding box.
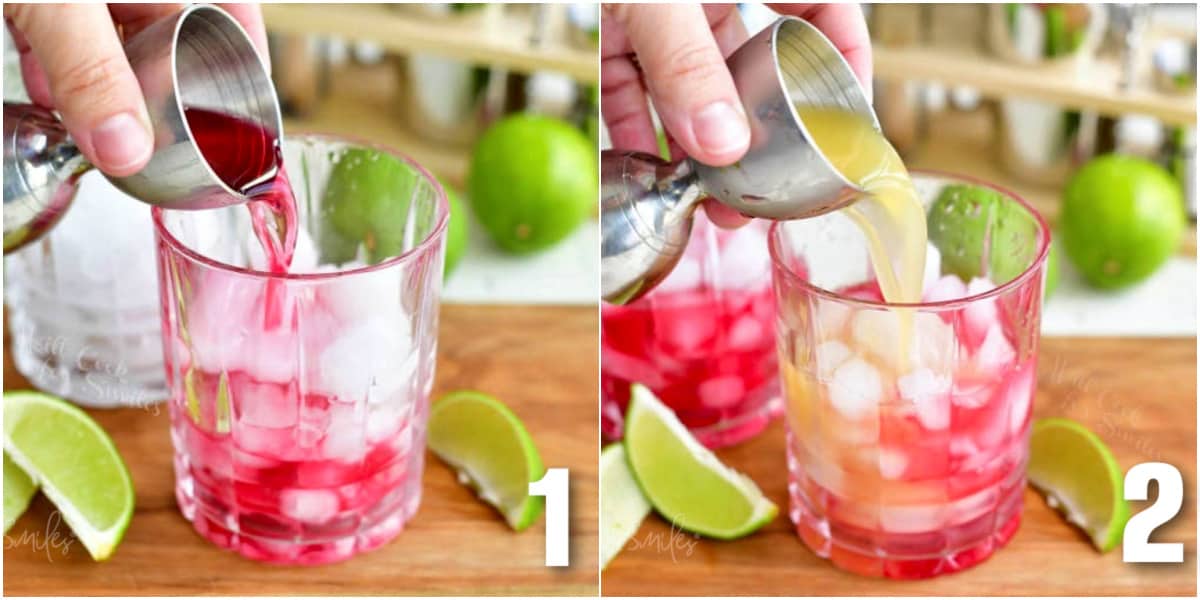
[603,337,1197,596]
[3,304,598,596]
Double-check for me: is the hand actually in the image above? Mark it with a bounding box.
[5,3,268,177]
[601,3,871,227]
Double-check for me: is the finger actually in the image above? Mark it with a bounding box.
[702,4,750,58]
[5,19,52,106]
[613,4,749,167]
[107,3,181,40]
[703,199,751,229]
[6,3,153,176]
[600,55,657,155]
[218,3,271,70]
[773,3,873,99]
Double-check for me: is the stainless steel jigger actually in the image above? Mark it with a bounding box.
[601,16,879,304]
[3,4,281,253]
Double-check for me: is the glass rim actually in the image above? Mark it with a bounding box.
[152,132,450,282]
[767,169,1051,310]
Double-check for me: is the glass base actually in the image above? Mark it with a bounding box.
[787,441,1025,579]
[172,415,425,566]
[176,473,421,566]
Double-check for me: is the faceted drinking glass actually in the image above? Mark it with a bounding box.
[769,172,1049,578]
[602,210,781,449]
[154,135,447,565]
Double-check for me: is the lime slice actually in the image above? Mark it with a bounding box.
[427,390,545,531]
[1028,417,1130,552]
[4,452,37,532]
[3,391,134,560]
[624,384,776,539]
[600,444,651,569]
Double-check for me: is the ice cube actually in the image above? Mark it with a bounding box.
[816,301,853,339]
[1006,366,1035,434]
[232,377,299,428]
[851,310,954,372]
[601,347,669,389]
[366,400,410,444]
[923,274,967,304]
[923,241,942,293]
[879,504,943,533]
[898,368,951,430]
[317,314,414,401]
[828,358,882,420]
[951,379,992,409]
[235,424,299,461]
[950,435,979,459]
[280,488,340,524]
[974,324,1016,375]
[655,256,702,294]
[655,308,718,354]
[878,448,908,480]
[727,315,767,351]
[814,340,852,380]
[716,226,771,289]
[321,403,366,462]
[318,270,407,326]
[698,375,746,409]
[961,277,998,347]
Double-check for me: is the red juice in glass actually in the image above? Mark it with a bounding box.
[602,210,781,449]
[155,124,447,565]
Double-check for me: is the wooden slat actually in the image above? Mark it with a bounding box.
[262,4,597,84]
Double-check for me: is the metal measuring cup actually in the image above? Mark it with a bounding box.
[600,16,878,304]
[3,4,281,253]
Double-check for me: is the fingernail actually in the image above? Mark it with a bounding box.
[691,101,749,155]
[91,113,152,173]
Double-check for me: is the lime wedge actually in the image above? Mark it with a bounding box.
[600,444,651,569]
[4,452,37,532]
[1028,417,1130,552]
[3,391,134,560]
[427,390,545,531]
[624,384,776,539]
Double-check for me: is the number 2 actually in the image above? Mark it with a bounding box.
[529,468,569,567]
[1123,462,1183,563]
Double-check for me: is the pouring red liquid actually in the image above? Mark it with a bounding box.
[184,107,297,274]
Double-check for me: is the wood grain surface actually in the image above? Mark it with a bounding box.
[3,305,598,596]
[602,337,1197,597]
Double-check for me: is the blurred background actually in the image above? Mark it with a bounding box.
[599,2,1197,338]
[4,3,600,307]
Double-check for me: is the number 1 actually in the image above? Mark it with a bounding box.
[529,468,569,567]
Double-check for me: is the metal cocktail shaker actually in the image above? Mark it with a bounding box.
[3,4,281,253]
[600,16,879,304]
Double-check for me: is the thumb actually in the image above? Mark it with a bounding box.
[6,3,153,176]
[616,4,750,167]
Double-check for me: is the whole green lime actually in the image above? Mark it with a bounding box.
[440,178,469,278]
[1059,154,1185,290]
[468,114,596,254]
[320,147,419,265]
[928,184,1037,284]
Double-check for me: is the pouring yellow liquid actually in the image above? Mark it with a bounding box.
[796,106,928,366]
